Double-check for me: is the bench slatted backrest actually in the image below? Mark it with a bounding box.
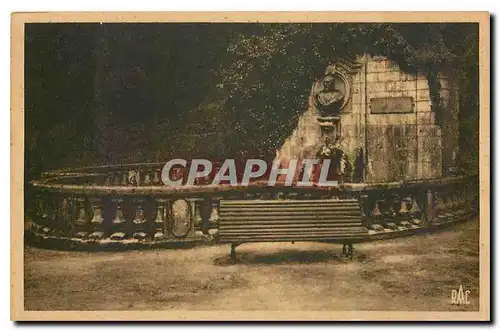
[218,199,368,243]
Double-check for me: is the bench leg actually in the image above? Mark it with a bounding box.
[230,243,238,262]
[341,243,354,260]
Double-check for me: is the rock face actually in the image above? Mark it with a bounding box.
[275,55,459,183]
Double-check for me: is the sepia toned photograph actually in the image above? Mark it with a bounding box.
[11,12,490,321]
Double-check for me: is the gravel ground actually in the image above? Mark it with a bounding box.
[24,217,479,311]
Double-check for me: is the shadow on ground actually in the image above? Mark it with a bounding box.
[214,249,369,266]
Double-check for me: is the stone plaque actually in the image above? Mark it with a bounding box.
[370,97,414,114]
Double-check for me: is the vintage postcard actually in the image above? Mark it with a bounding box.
[11,12,490,321]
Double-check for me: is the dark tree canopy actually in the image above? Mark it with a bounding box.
[24,23,479,183]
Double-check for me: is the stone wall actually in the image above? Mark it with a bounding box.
[276,54,459,183]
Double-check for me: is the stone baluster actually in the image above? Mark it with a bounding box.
[110,199,128,240]
[132,199,149,240]
[194,176,202,186]
[57,196,72,234]
[121,172,128,186]
[112,172,121,186]
[35,193,56,234]
[170,199,192,238]
[358,194,370,228]
[383,198,397,230]
[46,195,59,234]
[153,199,167,240]
[434,192,447,223]
[245,193,256,200]
[409,193,423,226]
[371,200,382,219]
[397,197,412,228]
[35,194,50,229]
[443,191,456,219]
[188,199,202,231]
[448,186,460,211]
[152,169,161,185]
[143,172,151,185]
[104,173,113,186]
[369,199,385,231]
[424,190,435,224]
[135,170,141,186]
[455,187,467,215]
[460,186,469,213]
[88,198,105,240]
[32,196,44,229]
[463,185,471,212]
[208,198,220,233]
[73,197,89,238]
[469,183,480,213]
[198,198,213,235]
[444,191,454,210]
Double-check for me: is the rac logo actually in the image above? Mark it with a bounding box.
[451,285,471,305]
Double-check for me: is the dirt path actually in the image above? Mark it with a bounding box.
[24,218,480,311]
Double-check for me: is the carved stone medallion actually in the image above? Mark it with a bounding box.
[313,63,353,116]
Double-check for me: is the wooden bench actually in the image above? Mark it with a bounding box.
[218,199,368,260]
